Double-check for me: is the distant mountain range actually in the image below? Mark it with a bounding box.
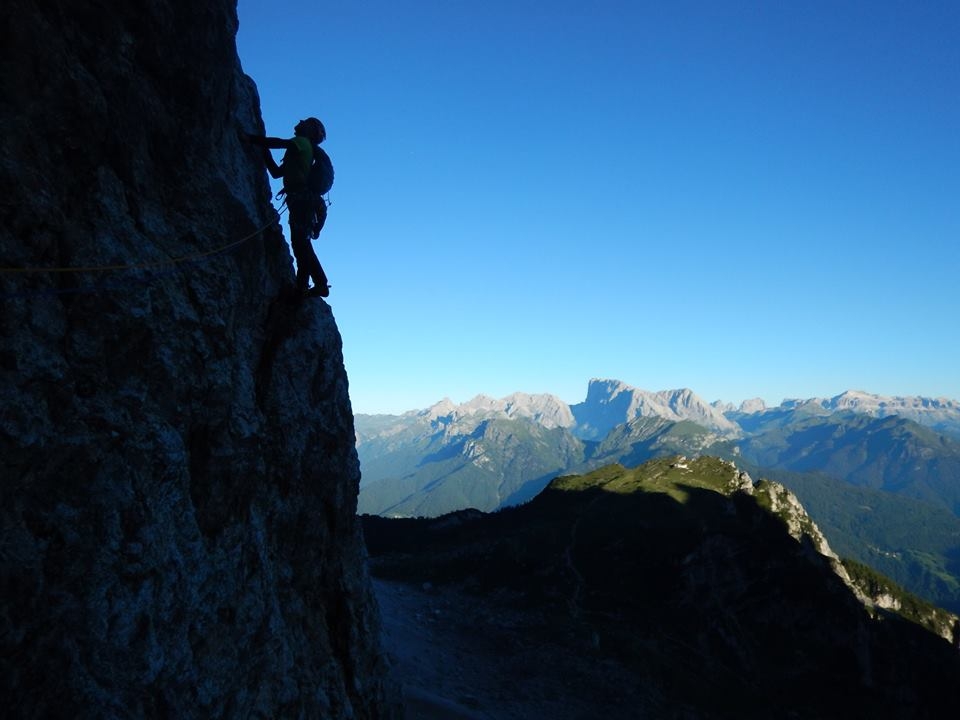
[359,379,960,446]
[363,456,960,718]
[356,379,960,612]
[776,390,960,434]
[357,380,960,516]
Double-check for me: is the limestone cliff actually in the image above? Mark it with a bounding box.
[1,1,396,717]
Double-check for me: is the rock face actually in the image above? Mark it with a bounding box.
[781,390,960,436]
[570,378,741,439]
[454,392,576,429]
[1,2,395,717]
[737,397,767,414]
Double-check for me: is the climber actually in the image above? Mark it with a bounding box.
[245,117,331,298]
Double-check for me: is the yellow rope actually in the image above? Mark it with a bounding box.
[0,207,285,274]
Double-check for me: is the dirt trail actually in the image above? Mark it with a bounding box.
[373,579,652,720]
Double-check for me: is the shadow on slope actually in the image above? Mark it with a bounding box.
[364,458,960,719]
[722,461,960,614]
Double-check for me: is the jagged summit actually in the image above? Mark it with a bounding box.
[421,397,459,419]
[1,2,395,717]
[570,378,740,439]
[428,391,576,428]
[372,380,742,439]
[368,381,960,438]
[781,390,960,430]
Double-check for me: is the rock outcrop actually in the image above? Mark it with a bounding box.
[1,1,395,717]
[571,378,741,440]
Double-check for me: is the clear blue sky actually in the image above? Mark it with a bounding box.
[237,1,959,414]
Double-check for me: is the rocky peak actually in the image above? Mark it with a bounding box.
[421,397,458,422]
[778,391,960,436]
[738,397,767,413]
[1,2,396,716]
[471,391,575,428]
[571,379,740,440]
[415,392,574,431]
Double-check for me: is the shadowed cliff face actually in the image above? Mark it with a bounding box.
[0,2,396,717]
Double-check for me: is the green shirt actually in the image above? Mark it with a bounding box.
[282,136,314,192]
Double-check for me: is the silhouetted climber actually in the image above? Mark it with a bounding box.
[246,118,333,298]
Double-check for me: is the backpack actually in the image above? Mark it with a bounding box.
[306,146,333,239]
[308,146,334,198]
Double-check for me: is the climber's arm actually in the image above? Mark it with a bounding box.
[245,134,292,150]
[245,134,295,179]
[262,146,282,179]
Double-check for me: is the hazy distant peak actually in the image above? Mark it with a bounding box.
[414,392,575,429]
[711,400,736,413]
[500,392,576,427]
[459,394,498,412]
[459,391,575,428]
[779,390,959,421]
[827,390,959,411]
[738,398,767,414]
[421,398,458,421]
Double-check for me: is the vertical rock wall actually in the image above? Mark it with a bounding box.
[0,1,396,717]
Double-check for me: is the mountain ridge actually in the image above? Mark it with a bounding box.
[359,379,960,438]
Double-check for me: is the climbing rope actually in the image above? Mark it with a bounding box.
[0,207,285,275]
[0,206,286,300]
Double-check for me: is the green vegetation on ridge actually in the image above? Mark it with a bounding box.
[552,456,745,501]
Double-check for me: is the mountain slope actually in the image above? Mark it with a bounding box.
[364,457,960,718]
[589,416,725,467]
[724,411,960,514]
[358,417,586,516]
